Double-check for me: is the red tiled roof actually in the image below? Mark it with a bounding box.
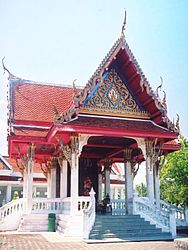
[164,139,179,145]
[14,128,49,137]
[12,82,78,123]
[70,116,170,133]
[162,139,181,151]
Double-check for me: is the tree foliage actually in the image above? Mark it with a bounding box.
[135,183,147,197]
[160,137,188,206]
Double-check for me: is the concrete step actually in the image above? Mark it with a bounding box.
[96,214,141,219]
[91,228,162,234]
[18,225,48,232]
[20,220,48,225]
[94,218,147,223]
[93,221,151,226]
[89,232,172,239]
[18,214,49,232]
[90,229,169,236]
[89,215,173,241]
[96,215,144,220]
[87,235,173,243]
[92,224,156,230]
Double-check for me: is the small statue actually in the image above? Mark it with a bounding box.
[83,177,92,196]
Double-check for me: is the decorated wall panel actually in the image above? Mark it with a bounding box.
[80,68,149,118]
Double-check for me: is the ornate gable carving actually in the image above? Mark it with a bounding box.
[80,69,149,119]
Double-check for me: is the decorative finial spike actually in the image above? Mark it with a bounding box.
[176,114,180,132]
[156,76,163,97]
[2,57,14,78]
[72,79,77,98]
[2,57,10,75]
[121,9,127,34]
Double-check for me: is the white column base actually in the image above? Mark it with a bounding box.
[70,153,79,216]
[125,161,133,214]
[60,159,68,199]
[6,185,12,203]
[146,157,154,204]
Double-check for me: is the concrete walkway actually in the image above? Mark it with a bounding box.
[0,232,175,250]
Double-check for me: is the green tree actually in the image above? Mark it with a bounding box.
[160,137,188,207]
[135,183,147,197]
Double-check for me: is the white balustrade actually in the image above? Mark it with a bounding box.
[0,198,26,223]
[32,198,63,214]
[160,200,187,227]
[77,196,90,214]
[32,197,90,215]
[83,188,96,239]
[133,196,177,237]
[134,196,169,227]
[111,199,126,215]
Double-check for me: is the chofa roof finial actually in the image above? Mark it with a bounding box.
[176,114,180,132]
[156,76,163,97]
[72,79,77,98]
[2,57,11,75]
[121,9,127,35]
[2,57,16,80]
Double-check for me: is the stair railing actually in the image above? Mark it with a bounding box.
[133,195,176,237]
[111,199,126,215]
[0,198,26,223]
[77,196,90,214]
[32,198,63,214]
[160,200,188,227]
[83,188,96,239]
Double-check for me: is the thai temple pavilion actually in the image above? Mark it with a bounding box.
[1,18,186,241]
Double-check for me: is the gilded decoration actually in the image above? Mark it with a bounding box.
[40,160,52,178]
[123,148,132,162]
[57,133,79,166]
[80,69,149,118]
[145,139,154,158]
[16,144,35,175]
[145,139,156,170]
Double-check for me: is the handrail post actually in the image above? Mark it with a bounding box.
[169,208,176,237]
[185,208,188,224]
[83,210,89,239]
[133,193,137,215]
[83,188,96,240]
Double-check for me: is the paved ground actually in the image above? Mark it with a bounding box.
[0,232,176,250]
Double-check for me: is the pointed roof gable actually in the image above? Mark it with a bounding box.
[56,34,179,135]
[0,155,13,171]
[79,68,149,119]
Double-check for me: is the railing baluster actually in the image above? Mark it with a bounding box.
[83,188,96,240]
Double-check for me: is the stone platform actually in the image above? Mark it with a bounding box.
[0,232,176,250]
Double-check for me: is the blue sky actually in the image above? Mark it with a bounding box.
[0,0,188,156]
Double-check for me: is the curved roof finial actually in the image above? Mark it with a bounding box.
[72,79,77,98]
[2,57,11,75]
[2,57,16,80]
[176,114,180,132]
[156,76,163,97]
[121,9,127,35]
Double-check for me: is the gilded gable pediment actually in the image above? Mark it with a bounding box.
[80,69,149,119]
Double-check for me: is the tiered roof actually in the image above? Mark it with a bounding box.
[5,31,180,159]
[55,34,179,135]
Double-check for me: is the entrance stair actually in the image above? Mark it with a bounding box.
[18,214,48,232]
[88,215,173,242]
